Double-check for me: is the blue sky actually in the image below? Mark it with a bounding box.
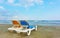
[0,0,60,20]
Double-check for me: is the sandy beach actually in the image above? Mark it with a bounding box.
[0,24,60,38]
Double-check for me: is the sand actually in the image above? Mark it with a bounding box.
[0,24,60,38]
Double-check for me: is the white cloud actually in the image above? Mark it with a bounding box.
[7,0,14,4]
[0,0,44,8]
[8,15,29,20]
[35,0,43,3]
[6,0,44,8]
[0,6,5,9]
[7,15,41,20]
[0,16,6,20]
[19,0,44,7]
[0,6,9,13]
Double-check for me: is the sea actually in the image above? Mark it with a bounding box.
[0,20,60,26]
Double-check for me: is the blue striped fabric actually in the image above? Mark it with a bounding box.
[20,20,35,29]
[20,20,29,25]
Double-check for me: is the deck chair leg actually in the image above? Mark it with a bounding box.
[27,30,31,36]
[16,31,20,33]
[35,26,37,31]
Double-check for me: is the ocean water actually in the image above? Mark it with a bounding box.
[0,20,60,26]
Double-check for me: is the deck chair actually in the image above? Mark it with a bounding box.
[15,20,37,36]
[8,20,37,35]
[8,20,23,32]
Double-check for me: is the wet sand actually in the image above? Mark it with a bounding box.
[0,24,60,38]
